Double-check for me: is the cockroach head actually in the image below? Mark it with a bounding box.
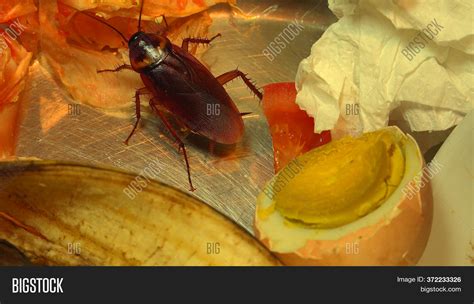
[128,32,171,71]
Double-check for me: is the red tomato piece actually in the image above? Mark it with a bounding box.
[262,82,331,172]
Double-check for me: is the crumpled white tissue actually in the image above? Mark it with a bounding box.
[296,0,473,133]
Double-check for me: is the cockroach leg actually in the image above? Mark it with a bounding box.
[216,70,263,100]
[157,14,169,32]
[124,88,147,145]
[181,33,221,53]
[150,103,196,192]
[97,64,133,74]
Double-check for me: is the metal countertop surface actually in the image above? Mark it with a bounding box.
[16,1,335,233]
[16,1,449,233]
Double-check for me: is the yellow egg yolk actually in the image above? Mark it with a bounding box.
[272,129,406,228]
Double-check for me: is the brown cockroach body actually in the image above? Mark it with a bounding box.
[88,1,263,191]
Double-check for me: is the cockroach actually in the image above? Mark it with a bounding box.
[81,1,263,192]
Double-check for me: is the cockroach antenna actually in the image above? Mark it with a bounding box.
[138,0,145,31]
[81,11,129,43]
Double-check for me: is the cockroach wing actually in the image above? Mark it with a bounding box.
[171,91,244,144]
[142,44,245,145]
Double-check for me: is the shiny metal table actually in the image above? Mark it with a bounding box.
[16,1,448,234]
[17,1,335,233]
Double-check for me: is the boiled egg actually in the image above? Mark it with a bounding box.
[255,127,433,265]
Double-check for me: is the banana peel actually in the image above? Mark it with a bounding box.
[0,161,280,266]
